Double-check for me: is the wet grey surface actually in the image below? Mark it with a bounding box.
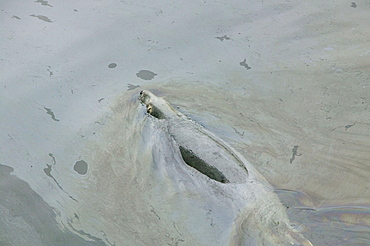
[1,0,369,245]
[0,164,106,246]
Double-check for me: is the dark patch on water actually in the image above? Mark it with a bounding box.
[44,164,52,177]
[43,107,59,121]
[30,14,53,23]
[345,123,355,130]
[74,160,88,175]
[47,66,53,77]
[179,146,229,183]
[136,70,157,80]
[49,153,56,165]
[216,35,230,41]
[108,63,117,69]
[12,15,21,20]
[239,59,251,70]
[351,2,357,8]
[34,0,52,7]
[290,145,302,164]
[127,84,140,91]
[67,220,107,245]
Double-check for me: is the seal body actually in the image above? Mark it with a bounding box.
[139,90,313,246]
[139,90,248,184]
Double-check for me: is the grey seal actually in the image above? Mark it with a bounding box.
[139,90,313,246]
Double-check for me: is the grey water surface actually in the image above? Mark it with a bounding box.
[1,0,369,245]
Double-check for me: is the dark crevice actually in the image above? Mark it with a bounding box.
[179,146,229,183]
[147,103,166,119]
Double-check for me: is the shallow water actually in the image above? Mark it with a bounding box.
[1,0,369,245]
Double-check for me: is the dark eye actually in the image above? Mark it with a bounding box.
[140,91,143,95]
